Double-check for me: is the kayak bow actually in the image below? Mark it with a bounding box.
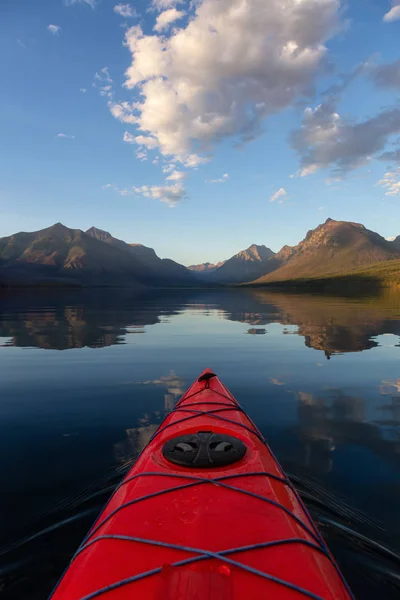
[50,369,353,600]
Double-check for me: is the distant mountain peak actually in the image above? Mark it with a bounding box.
[48,222,71,233]
[188,261,225,273]
[195,244,277,283]
[321,217,365,230]
[300,218,370,246]
[235,244,274,262]
[86,226,112,241]
[323,217,344,226]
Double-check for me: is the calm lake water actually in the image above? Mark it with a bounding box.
[0,288,399,599]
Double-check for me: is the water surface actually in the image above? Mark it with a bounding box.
[0,288,399,599]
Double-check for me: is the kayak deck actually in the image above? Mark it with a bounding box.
[50,370,353,600]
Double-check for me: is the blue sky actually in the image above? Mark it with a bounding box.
[1,0,400,265]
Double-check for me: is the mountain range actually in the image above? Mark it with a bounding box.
[190,219,400,286]
[0,224,195,288]
[1,219,399,289]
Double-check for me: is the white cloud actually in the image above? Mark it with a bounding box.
[48,24,61,35]
[123,132,158,149]
[206,173,229,184]
[270,187,287,203]
[291,100,400,176]
[386,236,396,241]
[377,169,400,196]
[152,0,184,11]
[57,133,75,139]
[65,0,96,8]
[136,150,148,161]
[102,183,135,196]
[119,0,341,167]
[109,101,139,124]
[166,169,186,181]
[162,162,176,173]
[134,135,159,149]
[99,85,113,97]
[133,182,186,206]
[95,66,112,84]
[383,2,400,22]
[123,131,136,143]
[183,154,209,168]
[300,164,319,177]
[80,88,87,93]
[104,177,185,205]
[290,164,320,178]
[154,8,185,32]
[94,67,113,99]
[114,3,136,17]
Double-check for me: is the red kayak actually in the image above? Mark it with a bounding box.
[50,369,353,600]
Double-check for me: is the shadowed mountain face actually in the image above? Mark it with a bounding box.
[253,219,400,283]
[206,244,278,283]
[85,227,195,285]
[391,235,400,249]
[0,224,195,288]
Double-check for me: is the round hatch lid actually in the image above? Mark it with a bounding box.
[162,431,246,468]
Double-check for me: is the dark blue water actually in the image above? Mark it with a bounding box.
[0,289,399,599]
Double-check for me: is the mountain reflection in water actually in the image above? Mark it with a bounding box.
[0,288,399,599]
[113,372,184,463]
[295,389,400,473]
[1,288,400,354]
